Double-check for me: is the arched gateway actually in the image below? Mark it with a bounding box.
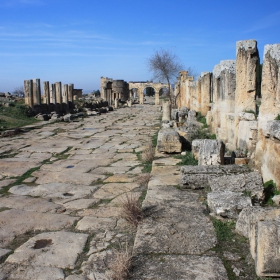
[128,81,169,105]
[100,77,168,105]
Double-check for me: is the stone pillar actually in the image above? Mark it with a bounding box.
[43,81,50,105]
[24,80,33,107]
[68,83,74,102]
[32,78,41,105]
[51,84,56,104]
[162,101,171,121]
[200,72,212,116]
[62,84,68,103]
[258,44,280,126]
[55,82,62,104]
[155,90,160,105]
[139,88,144,104]
[114,98,118,108]
[235,40,259,114]
[211,60,236,148]
[255,44,280,187]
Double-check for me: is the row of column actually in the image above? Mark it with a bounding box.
[24,79,74,108]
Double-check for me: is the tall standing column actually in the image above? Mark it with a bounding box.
[55,82,62,104]
[68,83,74,102]
[44,81,50,105]
[24,80,33,107]
[32,79,38,105]
[51,84,56,104]
[62,84,68,103]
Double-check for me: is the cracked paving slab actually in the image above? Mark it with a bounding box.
[0,209,77,247]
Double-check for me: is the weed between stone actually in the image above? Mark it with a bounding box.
[119,193,143,227]
[175,152,198,166]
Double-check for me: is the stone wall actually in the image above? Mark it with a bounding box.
[175,40,280,187]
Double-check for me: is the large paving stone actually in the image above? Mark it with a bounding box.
[134,202,216,255]
[6,231,88,269]
[33,169,106,185]
[0,264,65,280]
[9,183,99,202]
[0,158,42,177]
[93,183,139,200]
[132,255,228,280]
[0,195,65,213]
[0,209,77,247]
[76,216,117,232]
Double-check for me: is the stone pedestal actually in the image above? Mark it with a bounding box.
[162,102,171,121]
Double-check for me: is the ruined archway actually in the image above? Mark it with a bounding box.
[128,82,169,105]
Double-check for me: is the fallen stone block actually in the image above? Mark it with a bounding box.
[207,191,252,219]
[255,220,280,277]
[192,139,225,165]
[209,172,264,204]
[180,165,251,189]
[157,128,181,153]
[236,207,280,260]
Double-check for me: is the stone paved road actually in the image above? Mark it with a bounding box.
[0,103,161,279]
[0,101,229,280]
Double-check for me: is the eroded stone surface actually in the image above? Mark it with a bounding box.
[132,255,228,280]
[0,209,77,247]
[207,191,252,219]
[6,232,88,269]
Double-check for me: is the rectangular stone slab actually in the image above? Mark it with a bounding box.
[131,255,228,279]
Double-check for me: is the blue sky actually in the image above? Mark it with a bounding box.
[0,0,280,93]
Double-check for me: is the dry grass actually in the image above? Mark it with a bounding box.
[141,141,155,163]
[119,193,143,227]
[108,247,132,280]
[136,173,151,187]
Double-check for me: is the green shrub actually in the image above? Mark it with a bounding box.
[275,114,280,120]
[175,151,198,166]
[212,218,235,242]
[264,180,280,205]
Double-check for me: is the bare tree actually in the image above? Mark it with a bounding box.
[148,49,183,104]
[13,86,24,98]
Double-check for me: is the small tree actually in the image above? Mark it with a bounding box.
[148,49,183,104]
[13,86,24,98]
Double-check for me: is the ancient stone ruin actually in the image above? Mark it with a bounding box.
[101,76,169,105]
[175,39,280,188]
[24,79,82,115]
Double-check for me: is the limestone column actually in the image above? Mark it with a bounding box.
[43,81,50,105]
[162,101,171,121]
[24,80,33,107]
[139,88,144,104]
[114,98,118,108]
[51,84,56,104]
[68,83,74,102]
[55,82,62,104]
[62,84,68,103]
[32,78,41,105]
[235,40,259,114]
[258,44,280,126]
[155,90,160,105]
